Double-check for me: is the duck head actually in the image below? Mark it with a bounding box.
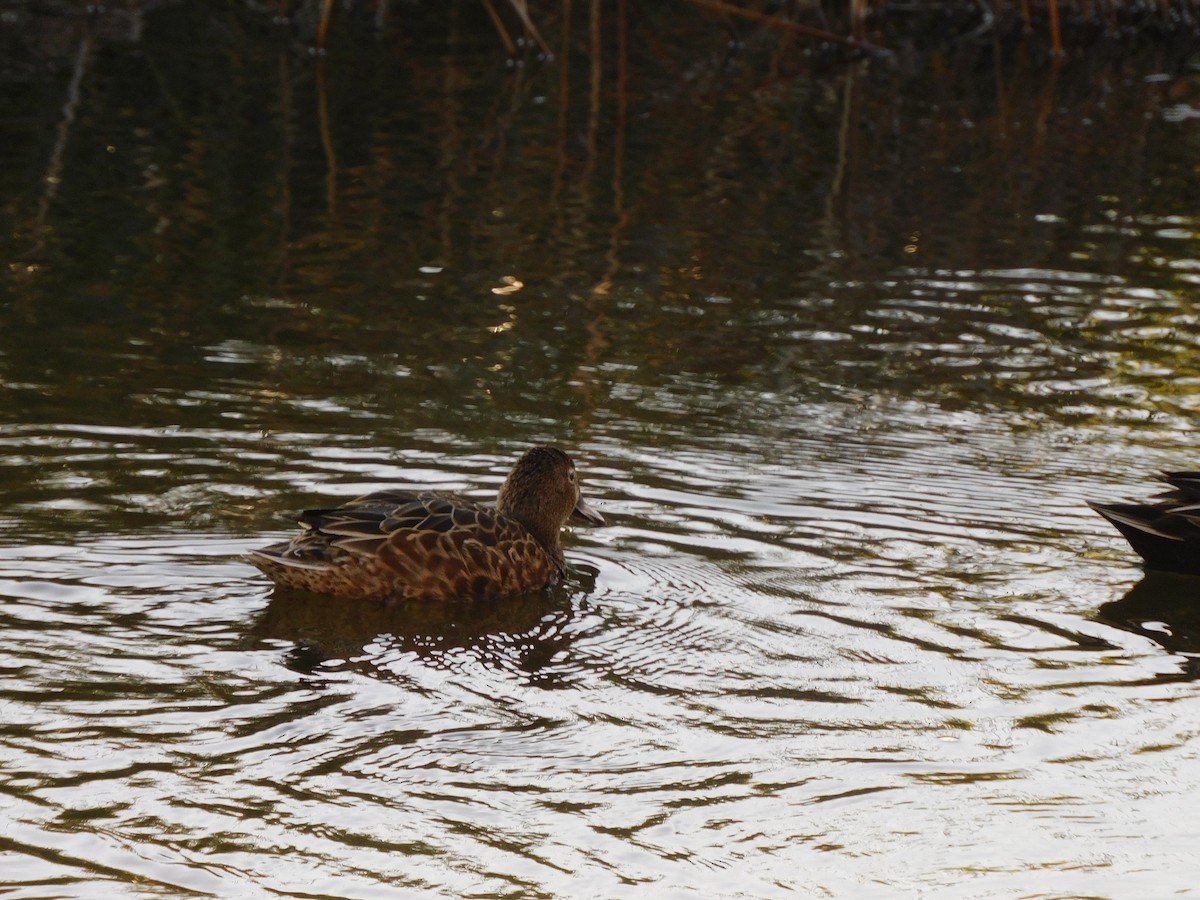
[497,447,604,552]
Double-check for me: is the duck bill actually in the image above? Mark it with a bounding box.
[571,496,605,526]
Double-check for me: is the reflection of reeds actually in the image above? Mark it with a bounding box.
[9,1,1195,327]
[5,0,1194,442]
[312,0,553,56]
[684,0,888,55]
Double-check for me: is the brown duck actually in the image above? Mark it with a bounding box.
[248,446,605,601]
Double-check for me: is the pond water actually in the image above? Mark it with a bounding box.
[3,3,1200,897]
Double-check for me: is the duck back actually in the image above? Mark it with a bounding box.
[248,490,561,601]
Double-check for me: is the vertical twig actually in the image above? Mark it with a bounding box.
[584,0,602,176]
[481,0,517,55]
[594,0,629,296]
[820,68,856,266]
[551,0,572,211]
[1047,0,1063,55]
[316,58,338,216]
[436,2,464,269]
[582,0,602,292]
[31,14,94,261]
[850,0,868,40]
[316,0,334,49]
[506,0,552,56]
[276,26,294,289]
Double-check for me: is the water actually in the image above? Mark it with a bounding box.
[2,3,1200,896]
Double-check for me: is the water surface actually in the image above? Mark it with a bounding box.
[2,4,1200,897]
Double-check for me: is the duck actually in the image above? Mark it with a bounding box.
[1089,472,1200,575]
[248,446,605,601]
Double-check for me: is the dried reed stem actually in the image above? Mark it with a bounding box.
[481,0,518,56]
[316,0,334,49]
[1047,0,1063,55]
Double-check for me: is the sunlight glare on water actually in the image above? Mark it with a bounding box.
[4,383,1199,895]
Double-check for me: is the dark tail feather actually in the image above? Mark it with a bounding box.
[1089,501,1200,575]
[1164,472,1200,500]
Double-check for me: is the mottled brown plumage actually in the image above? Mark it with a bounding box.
[247,447,605,601]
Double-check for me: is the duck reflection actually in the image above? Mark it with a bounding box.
[245,563,600,689]
[1096,572,1200,676]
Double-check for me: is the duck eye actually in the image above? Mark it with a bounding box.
[568,469,576,482]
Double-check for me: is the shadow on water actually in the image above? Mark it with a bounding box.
[1097,571,1200,672]
[246,565,601,687]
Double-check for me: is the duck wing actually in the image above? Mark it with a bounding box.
[292,491,503,554]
